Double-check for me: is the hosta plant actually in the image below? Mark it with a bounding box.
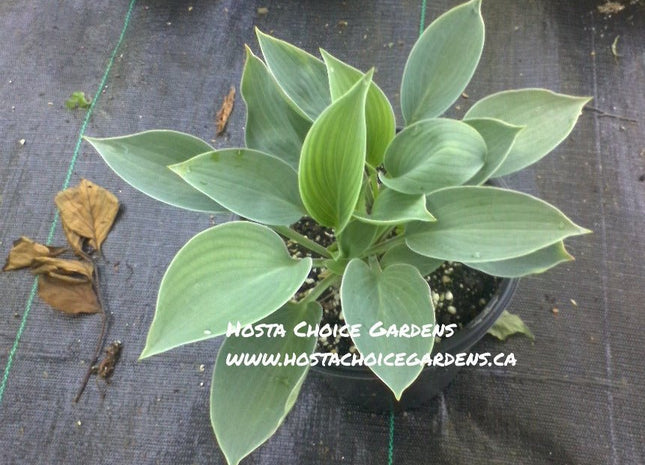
[85,1,590,463]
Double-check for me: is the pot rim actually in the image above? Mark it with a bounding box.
[311,274,519,380]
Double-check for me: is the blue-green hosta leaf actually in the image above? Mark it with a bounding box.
[169,149,305,226]
[84,130,226,213]
[401,0,484,124]
[464,241,573,277]
[211,301,321,465]
[338,219,380,258]
[488,310,535,341]
[464,89,591,176]
[256,28,330,120]
[241,47,311,170]
[463,118,524,185]
[380,243,443,276]
[354,188,435,225]
[406,186,590,263]
[381,119,486,195]
[320,49,395,167]
[341,260,435,399]
[141,222,312,358]
[298,72,372,232]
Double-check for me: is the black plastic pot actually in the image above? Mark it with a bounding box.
[311,275,519,412]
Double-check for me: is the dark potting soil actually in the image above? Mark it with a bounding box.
[286,218,501,356]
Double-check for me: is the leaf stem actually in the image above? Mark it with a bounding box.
[367,165,380,202]
[273,226,331,258]
[312,258,327,267]
[361,234,406,258]
[74,254,108,403]
[300,274,340,304]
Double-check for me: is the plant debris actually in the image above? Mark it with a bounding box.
[3,179,121,401]
[611,35,621,57]
[54,179,119,255]
[3,237,65,271]
[92,340,123,379]
[487,310,535,341]
[65,91,92,110]
[597,1,625,14]
[215,86,236,136]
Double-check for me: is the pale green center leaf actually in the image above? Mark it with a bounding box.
[169,149,305,226]
[340,260,435,399]
[256,28,331,121]
[321,49,396,167]
[84,130,227,213]
[241,47,311,170]
[400,0,484,124]
[381,118,486,195]
[464,241,574,277]
[298,72,372,232]
[406,186,590,263]
[211,301,321,465]
[463,118,524,185]
[354,188,435,226]
[464,89,591,177]
[141,222,312,358]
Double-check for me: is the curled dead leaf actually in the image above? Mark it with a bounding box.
[38,274,100,314]
[3,237,66,271]
[62,223,85,257]
[31,257,94,282]
[54,179,119,254]
[216,86,235,136]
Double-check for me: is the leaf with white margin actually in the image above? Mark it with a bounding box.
[84,130,227,213]
[170,149,305,226]
[381,118,486,195]
[241,47,311,169]
[341,259,435,400]
[380,243,443,277]
[464,89,591,177]
[401,0,484,124]
[464,241,573,277]
[211,301,321,465]
[140,222,312,358]
[463,118,524,185]
[406,186,590,263]
[256,28,330,121]
[354,188,435,225]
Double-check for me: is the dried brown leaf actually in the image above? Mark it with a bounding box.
[54,179,119,254]
[3,236,66,271]
[38,274,100,314]
[62,223,85,257]
[597,2,625,14]
[216,86,235,136]
[31,256,94,283]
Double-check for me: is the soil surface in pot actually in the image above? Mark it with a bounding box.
[286,218,501,356]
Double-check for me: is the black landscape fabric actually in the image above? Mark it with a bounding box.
[1,0,644,464]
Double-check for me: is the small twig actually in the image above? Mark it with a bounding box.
[585,105,638,123]
[74,253,108,403]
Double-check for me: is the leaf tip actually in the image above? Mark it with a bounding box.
[167,161,187,177]
[578,226,593,236]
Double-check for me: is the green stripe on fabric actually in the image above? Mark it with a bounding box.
[419,0,427,35]
[388,408,396,465]
[0,0,138,406]
[389,2,428,460]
